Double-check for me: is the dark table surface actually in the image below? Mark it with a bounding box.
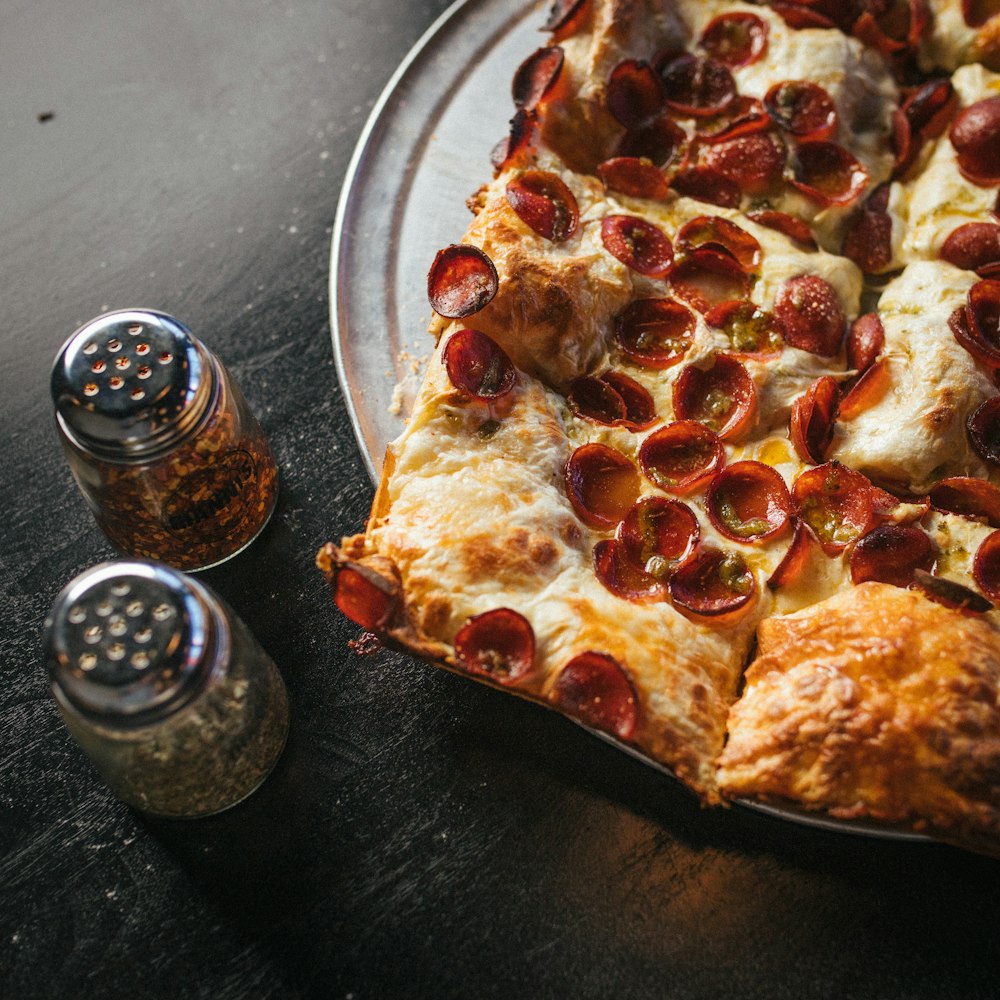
[3,1,1000,998]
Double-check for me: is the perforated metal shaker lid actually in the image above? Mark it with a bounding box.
[44,561,226,725]
[50,310,212,458]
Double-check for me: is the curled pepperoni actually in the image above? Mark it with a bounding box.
[443,329,516,400]
[929,476,1000,527]
[601,215,673,276]
[790,375,839,464]
[964,0,1000,27]
[669,167,742,208]
[895,78,957,177]
[951,302,1000,369]
[672,355,757,440]
[490,109,539,173]
[967,397,1000,466]
[847,312,885,374]
[705,301,783,359]
[614,298,695,369]
[700,131,787,196]
[746,209,817,248]
[512,46,565,110]
[656,53,736,118]
[427,244,499,319]
[850,524,935,587]
[770,2,838,29]
[639,421,725,495]
[620,496,700,575]
[601,371,657,430]
[699,12,769,68]
[775,275,846,358]
[968,278,1000,357]
[975,531,1000,600]
[543,0,588,33]
[668,546,756,620]
[707,461,792,542]
[793,462,875,556]
[607,60,664,129]
[617,113,688,168]
[950,97,1000,186]
[789,142,869,206]
[913,569,993,614]
[764,81,838,142]
[568,372,656,430]
[334,563,398,630]
[565,444,640,529]
[940,223,1000,275]
[669,248,752,313]
[593,539,667,602]
[853,2,928,58]
[453,608,535,685]
[597,157,670,200]
[839,358,891,419]
[506,170,579,243]
[767,520,814,590]
[676,216,761,273]
[695,96,770,144]
[842,183,893,274]
[552,652,639,741]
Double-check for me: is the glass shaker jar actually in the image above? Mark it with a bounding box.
[50,309,278,571]
[44,560,289,818]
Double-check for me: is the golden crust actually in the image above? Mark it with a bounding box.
[718,584,1000,854]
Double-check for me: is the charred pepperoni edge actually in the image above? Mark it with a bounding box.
[698,12,770,68]
[668,247,753,314]
[597,157,671,200]
[746,209,817,248]
[950,97,1000,187]
[770,3,837,30]
[543,0,588,34]
[951,303,1000,369]
[894,78,957,178]
[601,214,674,277]
[849,524,935,588]
[704,300,783,359]
[929,477,1000,528]
[967,279,1000,361]
[551,651,640,741]
[668,546,757,620]
[607,59,664,129]
[792,461,876,556]
[763,80,838,141]
[767,519,814,590]
[675,216,762,273]
[669,167,742,208]
[318,547,401,631]
[705,461,793,542]
[512,46,565,111]
[912,568,994,614]
[969,397,1000,466]
[790,375,839,464]
[941,222,1000,275]
[838,357,891,420]
[505,170,580,243]
[638,421,725,495]
[619,496,700,570]
[847,312,886,375]
[491,109,539,173]
[655,52,737,118]
[975,530,1000,601]
[789,141,870,207]
[593,538,669,602]
[616,112,689,168]
[564,443,640,529]
[695,96,770,145]
[427,244,500,319]
[442,329,516,400]
[842,183,893,274]
[614,297,696,370]
[774,275,846,358]
[671,355,757,441]
[453,608,536,685]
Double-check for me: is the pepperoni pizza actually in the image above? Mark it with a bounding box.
[320,0,1000,854]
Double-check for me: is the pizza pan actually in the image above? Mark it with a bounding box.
[329,0,928,843]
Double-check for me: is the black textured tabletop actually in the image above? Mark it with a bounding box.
[3,2,1000,998]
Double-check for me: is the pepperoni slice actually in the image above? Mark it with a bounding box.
[490,109,539,173]
[847,312,885,374]
[951,302,1000,369]
[967,397,1000,466]
[600,371,657,430]
[838,358,891,420]
[427,244,499,319]
[706,461,792,542]
[967,278,1000,355]
[790,375,839,464]
[568,372,656,430]
[950,97,1000,186]
[668,546,756,620]
[699,12,769,68]
[614,298,695,369]
[638,421,725,495]
[695,96,770,144]
[705,301,783,359]
[669,248,752,314]
[842,183,893,273]
[793,461,875,556]
[770,2,838,29]
[593,538,668,602]
[597,157,670,200]
[565,444,641,529]
[512,46,565,111]
[543,0,588,33]
[789,141,869,206]
[912,568,994,614]
[767,520,814,590]
[506,170,579,243]
[746,209,817,249]
[672,355,757,440]
[552,652,639,741]
[607,59,664,129]
[453,608,535,685]
[940,222,1000,275]
[619,496,700,575]
[617,113,688,168]
[975,530,1000,600]
[895,79,957,178]
[443,329,516,400]
[929,476,1000,527]
[964,0,1000,27]
[850,524,935,587]
[669,167,742,208]
[675,216,762,273]
[601,215,674,276]
[853,3,927,58]
[775,275,846,357]
[656,53,736,118]
[700,131,787,196]
[334,563,398,630]
[764,81,838,142]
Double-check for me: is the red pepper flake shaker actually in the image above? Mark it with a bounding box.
[51,310,278,571]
